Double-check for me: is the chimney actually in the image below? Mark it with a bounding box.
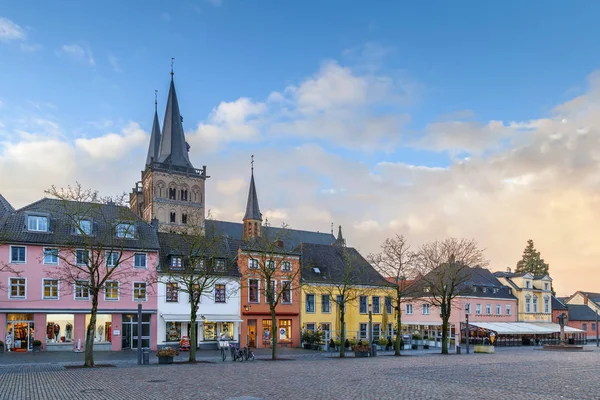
[274,239,284,249]
[583,294,588,305]
[151,218,159,232]
[507,267,512,273]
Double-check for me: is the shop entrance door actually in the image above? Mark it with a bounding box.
[248,319,256,347]
[6,314,34,352]
[121,323,131,350]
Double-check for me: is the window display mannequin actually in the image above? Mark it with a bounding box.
[65,323,73,341]
[53,324,60,342]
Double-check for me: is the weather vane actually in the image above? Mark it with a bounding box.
[154,89,158,111]
[171,57,175,77]
[251,154,254,173]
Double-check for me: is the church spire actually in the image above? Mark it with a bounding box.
[145,90,162,167]
[157,61,194,170]
[243,155,262,239]
[334,225,346,247]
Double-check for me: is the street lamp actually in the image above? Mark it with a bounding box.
[465,306,470,354]
[368,303,374,356]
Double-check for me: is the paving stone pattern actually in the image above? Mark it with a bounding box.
[0,347,598,399]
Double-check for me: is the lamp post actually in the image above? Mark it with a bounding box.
[465,308,470,354]
[368,303,373,356]
[137,303,143,365]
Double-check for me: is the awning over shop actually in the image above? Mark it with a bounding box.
[161,314,243,323]
[467,322,584,335]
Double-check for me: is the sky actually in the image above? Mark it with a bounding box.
[1,1,600,296]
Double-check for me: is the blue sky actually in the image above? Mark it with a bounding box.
[2,1,600,293]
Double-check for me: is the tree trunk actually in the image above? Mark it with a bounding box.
[270,306,277,360]
[84,295,98,367]
[395,299,402,356]
[189,306,197,363]
[339,310,346,358]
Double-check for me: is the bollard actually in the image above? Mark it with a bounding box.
[143,348,150,365]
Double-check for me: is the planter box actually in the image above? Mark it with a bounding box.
[354,351,369,358]
[158,356,174,364]
[303,343,312,350]
[32,346,42,353]
[411,344,418,350]
[474,345,495,354]
[310,344,320,351]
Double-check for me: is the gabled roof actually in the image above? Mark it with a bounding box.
[580,291,600,305]
[299,242,390,287]
[551,296,568,311]
[0,194,14,222]
[157,77,194,170]
[205,220,335,251]
[157,232,240,277]
[145,106,162,167]
[566,304,599,321]
[243,171,262,221]
[0,198,159,250]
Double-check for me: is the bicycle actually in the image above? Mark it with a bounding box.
[229,343,244,361]
[242,345,255,361]
[220,346,227,361]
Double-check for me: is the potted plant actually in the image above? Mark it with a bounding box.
[344,339,351,351]
[352,344,371,357]
[328,338,336,352]
[379,337,388,350]
[311,330,323,350]
[301,330,313,349]
[156,347,179,364]
[385,336,393,351]
[0,340,4,353]
[32,340,42,353]
[423,335,429,349]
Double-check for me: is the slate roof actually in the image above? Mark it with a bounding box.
[580,291,600,305]
[156,77,195,170]
[145,106,162,167]
[243,172,262,221]
[299,242,390,287]
[157,232,240,277]
[552,296,568,311]
[0,194,14,222]
[410,266,516,300]
[205,220,336,251]
[567,304,599,321]
[0,198,159,250]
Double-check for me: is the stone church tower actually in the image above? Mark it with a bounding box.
[130,72,208,232]
[243,159,262,240]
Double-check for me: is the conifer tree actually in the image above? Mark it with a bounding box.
[515,239,550,277]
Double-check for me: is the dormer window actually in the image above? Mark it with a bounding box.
[171,256,182,269]
[116,223,135,238]
[423,286,430,293]
[215,259,226,272]
[76,219,92,235]
[525,281,531,289]
[544,283,549,291]
[27,215,48,232]
[312,267,321,274]
[482,287,487,293]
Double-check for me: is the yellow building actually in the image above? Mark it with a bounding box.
[299,236,393,345]
[494,271,553,322]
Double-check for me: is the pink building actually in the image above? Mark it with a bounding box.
[0,197,159,352]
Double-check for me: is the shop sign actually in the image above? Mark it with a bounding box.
[113,330,120,336]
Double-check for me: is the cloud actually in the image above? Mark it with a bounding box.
[75,122,148,160]
[19,43,42,52]
[0,17,25,42]
[108,54,121,72]
[60,43,95,66]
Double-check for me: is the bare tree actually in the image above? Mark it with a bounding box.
[368,234,417,356]
[0,262,22,292]
[304,245,381,358]
[159,220,235,362]
[242,224,302,360]
[45,183,155,367]
[414,238,488,355]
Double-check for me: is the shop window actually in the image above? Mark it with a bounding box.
[43,279,59,299]
[262,320,272,344]
[166,322,182,342]
[10,246,26,263]
[249,279,259,303]
[372,296,381,314]
[133,282,147,301]
[86,314,113,343]
[9,278,26,298]
[166,283,179,302]
[75,280,89,300]
[215,284,226,303]
[279,319,291,342]
[219,322,233,340]
[43,248,59,265]
[359,296,368,314]
[134,253,147,268]
[321,294,330,312]
[46,314,74,343]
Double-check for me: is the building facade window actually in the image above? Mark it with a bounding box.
[385,296,393,314]
[134,253,147,268]
[544,283,549,291]
[336,295,345,312]
[359,296,368,314]
[533,296,538,313]
[170,256,182,269]
[215,259,226,272]
[10,246,26,263]
[422,303,430,315]
[77,219,92,235]
[43,248,59,264]
[496,305,501,315]
[27,215,48,231]
[372,296,381,314]
[406,304,413,315]
[305,323,316,332]
[306,294,315,313]
[43,279,59,299]
[215,284,226,303]
[281,281,291,304]
[583,323,587,331]
[265,260,276,270]
[170,212,176,223]
[249,279,259,303]
[9,278,26,298]
[373,323,381,341]
[321,294,330,313]
[248,259,259,269]
[76,249,89,265]
[544,297,550,313]
[181,213,187,224]
[281,261,292,272]
[592,323,596,331]
[75,280,89,300]
[506,305,512,315]
[525,296,531,313]
[525,280,531,289]
[359,323,368,340]
[265,280,276,303]
[116,223,135,238]
[189,284,200,304]
[104,281,119,301]
[133,282,147,301]
[106,251,120,267]
[476,304,482,315]
[166,283,178,302]
[279,319,291,342]
[486,304,492,315]
[465,303,471,314]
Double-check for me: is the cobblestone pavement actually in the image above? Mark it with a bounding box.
[0,347,599,399]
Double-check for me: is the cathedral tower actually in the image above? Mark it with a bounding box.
[243,156,262,239]
[130,69,208,232]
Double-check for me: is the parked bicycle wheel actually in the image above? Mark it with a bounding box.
[221,347,227,361]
